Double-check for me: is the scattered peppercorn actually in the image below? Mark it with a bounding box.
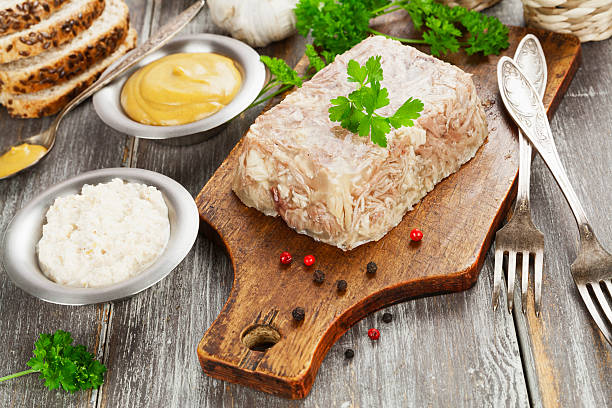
[366,261,377,275]
[410,228,423,241]
[280,251,292,265]
[344,349,354,359]
[382,312,393,323]
[292,307,305,321]
[336,279,347,292]
[368,328,380,340]
[313,270,325,284]
[303,254,315,266]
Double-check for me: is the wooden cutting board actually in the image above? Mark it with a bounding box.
[195,24,581,399]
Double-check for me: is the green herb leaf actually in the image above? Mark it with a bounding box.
[294,0,509,58]
[0,330,106,393]
[329,56,423,147]
[260,56,303,87]
[389,97,424,128]
[305,44,326,72]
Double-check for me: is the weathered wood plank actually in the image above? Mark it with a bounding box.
[485,3,612,408]
[0,1,149,406]
[512,39,612,407]
[1,0,610,407]
[99,0,529,406]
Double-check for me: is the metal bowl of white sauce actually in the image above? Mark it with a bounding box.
[93,33,266,145]
[1,168,199,305]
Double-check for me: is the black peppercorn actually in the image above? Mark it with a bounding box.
[313,270,325,284]
[382,312,393,323]
[336,279,347,292]
[344,349,354,359]
[366,261,377,275]
[292,307,305,321]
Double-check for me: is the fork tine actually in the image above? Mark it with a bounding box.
[507,250,517,313]
[493,248,504,310]
[592,284,612,326]
[521,251,529,314]
[534,250,543,317]
[576,284,612,344]
[604,280,612,298]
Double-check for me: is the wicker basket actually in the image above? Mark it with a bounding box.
[522,0,612,42]
[440,0,502,11]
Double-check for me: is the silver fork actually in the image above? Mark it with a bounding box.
[498,56,612,345]
[493,35,547,315]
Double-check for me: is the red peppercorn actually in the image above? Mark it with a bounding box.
[410,228,423,242]
[280,251,292,265]
[303,254,315,266]
[368,328,380,340]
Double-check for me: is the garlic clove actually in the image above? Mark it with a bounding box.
[208,0,298,47]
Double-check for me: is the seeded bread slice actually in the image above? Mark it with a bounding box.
[0,0,128,94]
[0,0,71,37]
[0,0,105,64]
[2,27,136,118]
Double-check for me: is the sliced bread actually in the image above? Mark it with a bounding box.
[0,0,71,37]
[0,0,105,64]
[2,27,136,118]
[0,0,128,94]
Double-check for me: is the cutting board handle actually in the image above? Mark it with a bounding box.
[197,266,326,399]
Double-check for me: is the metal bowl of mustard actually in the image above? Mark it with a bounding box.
[93,33,266,145]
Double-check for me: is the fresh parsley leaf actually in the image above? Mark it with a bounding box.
[295,0,374,56]
[0,330,106,393]
[260,55,303,87]
[347,59,368,84]
[329,56,423,147]
[294,0,509,58]
[305,44,326,72]
[389,97,424,128]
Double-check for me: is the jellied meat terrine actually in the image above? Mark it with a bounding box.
[232,36,488,250]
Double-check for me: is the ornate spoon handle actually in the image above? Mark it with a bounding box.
[497,57,591,235]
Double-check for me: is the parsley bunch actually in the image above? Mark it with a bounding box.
[0,330,106,393]
[296,0,509,57]
[329,56,423,147]
[249,44,327,108]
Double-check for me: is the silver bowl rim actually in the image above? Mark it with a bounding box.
[1,168,199,305]
[92,33,266,139]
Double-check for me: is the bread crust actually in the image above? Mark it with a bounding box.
[3,27,136,118]
[0,11,129,94]
[0,0,105,64]
[0,0,71,37]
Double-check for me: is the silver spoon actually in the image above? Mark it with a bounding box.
[0,0,207,180]
[493,34,547,316]
[498,56,612,344]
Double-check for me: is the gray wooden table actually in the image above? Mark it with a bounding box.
[1,0,610,406]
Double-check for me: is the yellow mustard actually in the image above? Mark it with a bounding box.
[0,143,47,178]
[120,53,242,126]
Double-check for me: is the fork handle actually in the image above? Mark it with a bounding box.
[498,58,592,240]
[515,130,532,213]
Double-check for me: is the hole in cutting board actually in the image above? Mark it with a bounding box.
[241,324,281,352]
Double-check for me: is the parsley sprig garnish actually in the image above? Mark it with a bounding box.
[249,44,325,108]
[249,0,508,110]
[296,0,509,57]
[329,56,423,147]
[0,330,106,393]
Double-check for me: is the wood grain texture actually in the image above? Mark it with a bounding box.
[0,0,609,407]
[0,1,147,407]
[194,20,581,397]
[512,39,612,408]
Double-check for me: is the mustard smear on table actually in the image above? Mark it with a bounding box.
[121,53,242,126]
[0,144,47,178]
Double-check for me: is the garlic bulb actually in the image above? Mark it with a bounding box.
[208,0,299,47]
